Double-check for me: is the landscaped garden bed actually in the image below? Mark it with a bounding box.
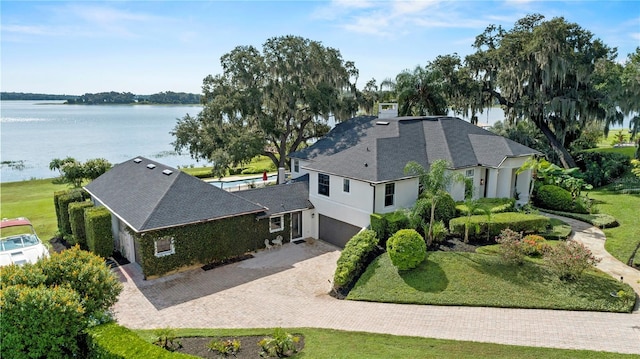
[347,252,635,313]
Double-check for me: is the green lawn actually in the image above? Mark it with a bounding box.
[589,190,640,267]
[134,327,638,359]
[347,252,635,312]
[0,178,67,241]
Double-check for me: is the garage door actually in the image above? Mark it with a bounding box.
[319,214,361,248]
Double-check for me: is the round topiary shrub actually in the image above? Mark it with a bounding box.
[386,229,426,271]
[419,191,457,225]
[534,185,574,212]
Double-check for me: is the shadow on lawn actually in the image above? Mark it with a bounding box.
[400,258,448,293]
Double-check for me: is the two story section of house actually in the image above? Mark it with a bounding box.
[289,115,540,248]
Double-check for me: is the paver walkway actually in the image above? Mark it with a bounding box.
[113,223,640,355]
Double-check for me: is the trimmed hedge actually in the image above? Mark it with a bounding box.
[419,192,457,225]
[369,211,410,246]
[449,212,550,241]
[85,206,114,258]
[68,201,94,247]
[86,323,196,358]
[456,198,516,216]
[55,189,87,236]
[332,229,381,296]
[538,209,619,229]
[534,185,586,213]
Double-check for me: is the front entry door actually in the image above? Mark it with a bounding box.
[291,211,302,240]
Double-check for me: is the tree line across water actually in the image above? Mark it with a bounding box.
[1,91,201,104]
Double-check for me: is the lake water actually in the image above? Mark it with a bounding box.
[1,101,204,182]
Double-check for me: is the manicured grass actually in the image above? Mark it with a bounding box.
[587,146,636,158]
[134,327,638,359]
[0,178,67,241]
[589,190,640,267]
[347,252,634,312]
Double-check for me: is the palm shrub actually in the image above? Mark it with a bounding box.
[386,229,426,271]
[495,228,525,265]
[544,240,601,281]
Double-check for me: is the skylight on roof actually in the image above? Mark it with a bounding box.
[147,164,156,169]
[376,121,389,125]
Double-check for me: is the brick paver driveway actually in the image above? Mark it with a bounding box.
[113,240,640,355]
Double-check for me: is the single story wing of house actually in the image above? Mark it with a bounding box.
[288,115,541,248]
[83,157,313,278]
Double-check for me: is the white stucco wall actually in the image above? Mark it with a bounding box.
[373,178,419,214]
[308,172,374,229]
[291,159,310,179]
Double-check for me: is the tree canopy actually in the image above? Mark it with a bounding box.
[172,35,359,177]
[439,14,635,168]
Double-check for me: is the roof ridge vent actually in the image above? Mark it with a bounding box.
[133,158,142,163]
[147,164,156,169]
[162,169,173,176]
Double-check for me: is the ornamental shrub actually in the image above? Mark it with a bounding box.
[85,206,114,258]
[55,189,88,236]
[419,191,457,225]
[544,240,601,281]
[522,234,549,256]
[333,229,380,295]
[68,201,94,247]
[495,228,525,265]
[386,229,426,271]
[259,328,300,358]
[576,151,630,187]
[1,285,85,359]
[449,213,549,241]
[534,185,575,212]
[37,246,123,320]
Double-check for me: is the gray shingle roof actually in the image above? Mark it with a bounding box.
[234,179,313,218]
[289,116,540,183]
[84,157,266,232]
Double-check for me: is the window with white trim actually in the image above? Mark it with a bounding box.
[154,236,175,257]
[318,173,330,196]
[269,215,284,232]
[343,178,350,193]
[384,183,395,207]
[293,159,299,173]
[465,169,475,178]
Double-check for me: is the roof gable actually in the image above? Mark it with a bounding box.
[84,157,265,232]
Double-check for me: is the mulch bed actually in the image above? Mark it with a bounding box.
[174,335,304,358]
[436,237,481,253]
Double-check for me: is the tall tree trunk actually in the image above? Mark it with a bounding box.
[537,119,577,169]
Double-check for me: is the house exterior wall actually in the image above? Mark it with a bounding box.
[308,172,374,229]
[291,159,310,179]
[372,178,419,214]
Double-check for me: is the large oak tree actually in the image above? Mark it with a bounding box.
[440,14,631,168]
[172,35,358,177]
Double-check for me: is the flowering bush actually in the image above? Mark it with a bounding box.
[495,228,525,265]
[522,234,549,256]
[544,241,601,280]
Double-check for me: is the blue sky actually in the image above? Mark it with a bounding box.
[2,1,639,95]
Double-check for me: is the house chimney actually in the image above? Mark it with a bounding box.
[378,103,398,119]
[278,167,286,184]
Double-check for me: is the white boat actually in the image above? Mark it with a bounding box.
[0,217,50,266]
